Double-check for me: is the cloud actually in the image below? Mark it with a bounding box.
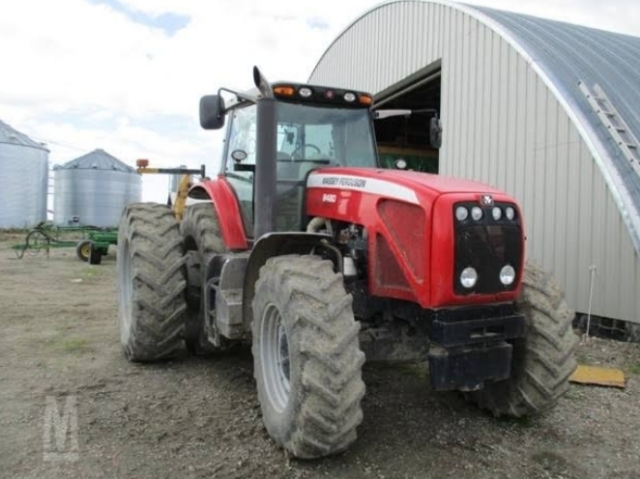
[2,0,640,205]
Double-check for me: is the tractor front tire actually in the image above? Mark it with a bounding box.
[466,263,578,416]
[76,240,91,262]
[252,255,366,459]
[117,203,187,362]
[180,203,228,354]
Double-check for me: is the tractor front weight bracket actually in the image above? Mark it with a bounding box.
[426,307,526,391]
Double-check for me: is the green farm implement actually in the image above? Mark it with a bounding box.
[11,222,117,264]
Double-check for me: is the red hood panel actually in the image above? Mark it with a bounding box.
[305,167,522,309]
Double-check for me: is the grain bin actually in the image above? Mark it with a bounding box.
[53,149,141,227]
[0,120,49,228]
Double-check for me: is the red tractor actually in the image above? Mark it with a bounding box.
[117,68,577,459]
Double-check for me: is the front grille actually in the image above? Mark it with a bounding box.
[453,203,522,295]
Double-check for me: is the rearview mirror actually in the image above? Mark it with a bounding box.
[200,95,226,130]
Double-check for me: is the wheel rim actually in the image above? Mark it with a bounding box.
[118,239,133,344]
[27,231,47,256]
[260,303,291,413]
[81,243,90,259]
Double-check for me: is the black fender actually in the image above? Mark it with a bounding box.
[241,232,342,330]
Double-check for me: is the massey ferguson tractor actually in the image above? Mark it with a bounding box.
[117,67,578,459]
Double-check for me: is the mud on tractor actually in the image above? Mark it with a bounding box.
[117,67,578,459]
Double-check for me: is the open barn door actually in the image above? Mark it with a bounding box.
[373,65,442,173]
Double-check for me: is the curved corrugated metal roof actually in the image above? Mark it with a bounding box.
[310,0,640,254]
[0,119,49,151]
[467,3,640,252]
[55,148,135,172]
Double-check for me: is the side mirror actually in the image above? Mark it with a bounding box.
[430,117,442,149]
[200,95,226,130]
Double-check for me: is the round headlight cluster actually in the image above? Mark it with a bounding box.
[505,206,516,220]
[471,206,483,221]
[460,267,478,288]
[492,206,502,220]
[500,265,516,285]
[455,206,469,221]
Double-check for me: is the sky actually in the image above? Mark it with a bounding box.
[2,0,640,203]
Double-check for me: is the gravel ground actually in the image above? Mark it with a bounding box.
[0,237,639,479]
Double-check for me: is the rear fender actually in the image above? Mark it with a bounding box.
[241,233,342,331]
[188,178,248,250]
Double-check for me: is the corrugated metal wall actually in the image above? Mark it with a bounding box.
[310,1,640,323]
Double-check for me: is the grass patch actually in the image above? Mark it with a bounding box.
[496,414,535,428]
[562,386,583,401]
[83,267,98,278]
[628,364,640,375]
[48,337,93,355]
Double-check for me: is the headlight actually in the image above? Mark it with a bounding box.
[471,206,483,221]
[492,206,502,220]
[455,206,468,221]
[505,206,516,220]
[344,92,356,102]
[460,267,478,288]
[499,265,516,285]
[299,87,313,98]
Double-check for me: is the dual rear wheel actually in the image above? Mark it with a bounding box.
[117,203,366,458]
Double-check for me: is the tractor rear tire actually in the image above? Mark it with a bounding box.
[252,255,366,459]
[76,240,91,262]
[180,203,228,354]
[117,203,187,362]
[466,262,578,417]
[89,244,103,265]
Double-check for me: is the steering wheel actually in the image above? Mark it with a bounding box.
[290,143,321,160]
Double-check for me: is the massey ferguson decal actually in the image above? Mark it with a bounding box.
[307,173,419,204]
[321,176,367,188]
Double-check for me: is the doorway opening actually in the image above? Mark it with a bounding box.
[374,65,442,173]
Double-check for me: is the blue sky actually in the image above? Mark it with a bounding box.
[2,0,640,203]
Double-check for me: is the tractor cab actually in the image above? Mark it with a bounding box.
[200,68,379,236]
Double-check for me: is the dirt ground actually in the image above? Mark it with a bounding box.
[1,236,639,479]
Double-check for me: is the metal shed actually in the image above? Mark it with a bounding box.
[310,0,640,324]
[0,120,49,228]
[53,149,141,228]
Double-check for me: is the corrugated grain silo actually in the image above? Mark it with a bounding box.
[53,149,141,227]
[0,120,49,228]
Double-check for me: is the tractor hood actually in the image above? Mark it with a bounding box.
[305,166,523,309]
[306,167,505,201]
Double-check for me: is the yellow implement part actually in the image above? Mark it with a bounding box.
[569,365,626,389]
[172,174,191,220]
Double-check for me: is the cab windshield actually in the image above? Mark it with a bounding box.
[275,102,378,168]
[223,101,377,235]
